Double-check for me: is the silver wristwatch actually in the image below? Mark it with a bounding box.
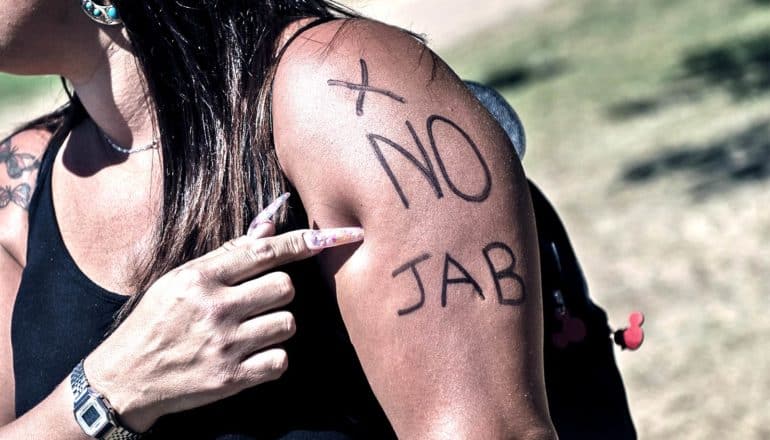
[70,360,142,440]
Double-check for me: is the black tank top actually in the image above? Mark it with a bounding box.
[11,118,394,438]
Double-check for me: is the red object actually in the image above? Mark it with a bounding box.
[614,311,645,351]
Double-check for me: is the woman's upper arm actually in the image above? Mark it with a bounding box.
[1,246,22,424]
[0,129,48,425]
[273,20,554,439]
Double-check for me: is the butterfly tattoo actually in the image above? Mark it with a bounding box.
[0,183,32,210]
[0,139,41,179]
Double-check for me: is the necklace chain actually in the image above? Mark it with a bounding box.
[100,130,158,154]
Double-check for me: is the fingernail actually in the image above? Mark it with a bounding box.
[248,193,291,237]
[304,227,365,250]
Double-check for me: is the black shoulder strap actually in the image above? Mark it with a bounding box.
[27,101,84,217]
[274,16,339,64]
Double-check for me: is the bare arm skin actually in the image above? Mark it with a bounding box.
[273,20,556,439]
[0,247,22,425]
[0,129,49,425]
[0,130,93,438]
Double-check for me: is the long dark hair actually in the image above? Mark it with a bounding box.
[112,0,361,321]
[24,1,359,323]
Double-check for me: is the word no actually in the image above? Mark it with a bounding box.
[368,115,492,209]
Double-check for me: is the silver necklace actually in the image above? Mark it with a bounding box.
[100,130,158,154]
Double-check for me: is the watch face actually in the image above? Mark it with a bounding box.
[83,405,102,426]
[75,395,110,436]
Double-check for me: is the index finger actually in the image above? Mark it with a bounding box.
[197,192,290,264]
[204,227,365,286]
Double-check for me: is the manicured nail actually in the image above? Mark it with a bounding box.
[304,227,365,250]
[248,193,290,237]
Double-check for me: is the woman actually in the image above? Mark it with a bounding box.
[0,0,556,438]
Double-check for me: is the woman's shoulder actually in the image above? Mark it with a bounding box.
[274,16,423,85]
[0,126,52,158]
[0,125,52,265]
[270,14,515,225]
[275,17,427,74]
[272,16,448,171]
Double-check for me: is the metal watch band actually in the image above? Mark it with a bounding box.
[102,426,142,440]
[70,360,142,440]
[70,360,90,397]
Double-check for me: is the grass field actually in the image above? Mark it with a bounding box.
[0,75,63,135]
[443,0,770,438]
[1,0,768,438]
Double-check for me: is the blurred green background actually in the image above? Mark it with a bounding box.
[0,76,62,134]
[0,75,58,108]
[3,0,769,438]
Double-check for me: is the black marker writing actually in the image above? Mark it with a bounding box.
[367,120,443,209]
[427,115,492,203]
[393,241,525,316]
[369,115,492,209]
[328,59,406,116]
[482,242,526,306]
[441,253,485,307]
[392,253,432,316]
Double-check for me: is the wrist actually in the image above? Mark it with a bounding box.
[82,354,157,433]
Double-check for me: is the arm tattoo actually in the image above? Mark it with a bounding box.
[0,183,33,210]
[0,139,41,179]
[328,59,407,116]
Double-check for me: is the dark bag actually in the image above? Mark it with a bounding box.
[532,182,637,439]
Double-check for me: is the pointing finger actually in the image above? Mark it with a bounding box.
[204,227,365,285]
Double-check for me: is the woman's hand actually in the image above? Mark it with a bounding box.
[82,215,364,433]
